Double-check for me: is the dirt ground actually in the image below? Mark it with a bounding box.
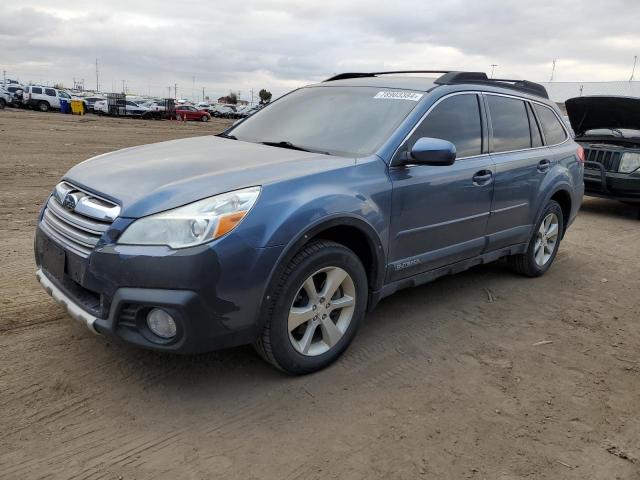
[1,109,639,480]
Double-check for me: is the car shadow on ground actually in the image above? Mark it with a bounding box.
[580,197,640,220]
[98,259,517,395]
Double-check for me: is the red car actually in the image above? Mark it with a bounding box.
[175,105,211,122]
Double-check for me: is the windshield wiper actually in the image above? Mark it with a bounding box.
[261,141,331,155]
[217,133,237,140]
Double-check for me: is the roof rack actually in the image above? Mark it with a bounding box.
[323,70,549,99]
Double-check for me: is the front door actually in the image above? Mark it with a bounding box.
[388,92,494,282]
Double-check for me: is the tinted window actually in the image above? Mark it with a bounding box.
[533,104,567,145]
[487,95,531,152]
[45,88,56,96]
[59,91,70,99]
[32,87,42,94]
[230,86,421,157]
[527,103,543,147]
[408,94,482,158]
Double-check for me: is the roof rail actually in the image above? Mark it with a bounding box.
[324,70,451,82]
[323,70,549,98]
[435,71,549,98]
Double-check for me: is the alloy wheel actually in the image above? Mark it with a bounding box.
[288,266,356,356]
[534,213,559,267]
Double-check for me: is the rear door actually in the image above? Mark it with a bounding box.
[387,92,495,282]
[484,94,550,251]
[44,88,60,109]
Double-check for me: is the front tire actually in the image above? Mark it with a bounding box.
[254,240,368,375]
[38,101,50,112]
[508,200,564,277]
[201,115,209,122]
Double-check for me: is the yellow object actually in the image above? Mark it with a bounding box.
[71,99,84,115]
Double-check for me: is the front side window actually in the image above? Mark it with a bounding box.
[45,88,56,96]
[229,86,424,157]
[406,94,483,158]
[487,95,531,153]
[59,91,70,99]
[533,104,568,145]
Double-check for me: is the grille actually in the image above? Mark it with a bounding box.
[584,148,622,172]
[40,182,120,258]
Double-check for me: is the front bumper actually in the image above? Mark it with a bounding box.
[584,162,640,202]
[34,225,284,353]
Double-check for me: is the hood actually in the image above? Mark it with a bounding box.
[65,136,354,217]
[566,96,640,136]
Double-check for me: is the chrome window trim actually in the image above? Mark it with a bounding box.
[390,90,571,167]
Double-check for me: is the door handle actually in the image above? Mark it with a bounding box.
[537,159,551,173]
[472,170,493,185]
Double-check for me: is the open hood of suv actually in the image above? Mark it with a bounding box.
[64,135,354,217]
[566,96,640,136]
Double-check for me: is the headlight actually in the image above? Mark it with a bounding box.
[619,152,640,173]
[118,186,260,248]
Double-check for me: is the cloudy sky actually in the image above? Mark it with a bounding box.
[1,0,639,101]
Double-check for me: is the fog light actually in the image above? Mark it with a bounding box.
[146,308,177,339]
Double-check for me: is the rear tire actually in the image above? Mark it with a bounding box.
[38,101,49,112]
[254,240,368,375]
[508,200,564,277]
[0,98,5,109]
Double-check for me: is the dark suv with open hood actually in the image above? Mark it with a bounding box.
[35,71,584,374]
[566,96,640,204]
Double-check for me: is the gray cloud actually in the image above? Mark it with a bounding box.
[1,0,638,101]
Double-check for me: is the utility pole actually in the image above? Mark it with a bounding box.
[251,88,254,106]
[490,64,498,78]
[3,70,7,85]
[549,59,557,83]
[174,83,177,99]
[630,55,638,82]
[95,58,99,92]
[192,76,195,101]
[579,85,584,96]
[122,79,126,94]
[202,87,205,102]
[167,86,171,98]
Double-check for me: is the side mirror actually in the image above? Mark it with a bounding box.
[404,137,456,166]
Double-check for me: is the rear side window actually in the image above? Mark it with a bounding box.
[408,94,483,158]
[32,87,42,94]
[533,104,567,145]
[527,103,543,147]
[487,95,530,152]
[45,88,56,96]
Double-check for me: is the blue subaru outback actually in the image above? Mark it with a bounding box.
[35,71,584,374]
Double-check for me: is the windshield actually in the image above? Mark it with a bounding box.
[583,128,640,138]
[228,86,423,157]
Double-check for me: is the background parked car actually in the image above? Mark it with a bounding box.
[94,99,150,117]
[3,84,24,107]
[210,104,236,118]
[83,96,106,112]
[175,105,211,121]
[23,85,72,112]
[0,86,11,108]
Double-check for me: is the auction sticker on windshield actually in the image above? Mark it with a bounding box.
[374,91,424,101]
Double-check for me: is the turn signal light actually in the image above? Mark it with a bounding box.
[577,145,586,163]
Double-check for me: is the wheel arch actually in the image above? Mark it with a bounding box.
[261,214,386,321]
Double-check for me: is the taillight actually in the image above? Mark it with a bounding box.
[576,145,585,163]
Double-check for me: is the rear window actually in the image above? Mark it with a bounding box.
[533,104,568,145]
[31,87,42,94]
[487,95,531,153]
[45,88,56,96]
[527,103,544,147]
